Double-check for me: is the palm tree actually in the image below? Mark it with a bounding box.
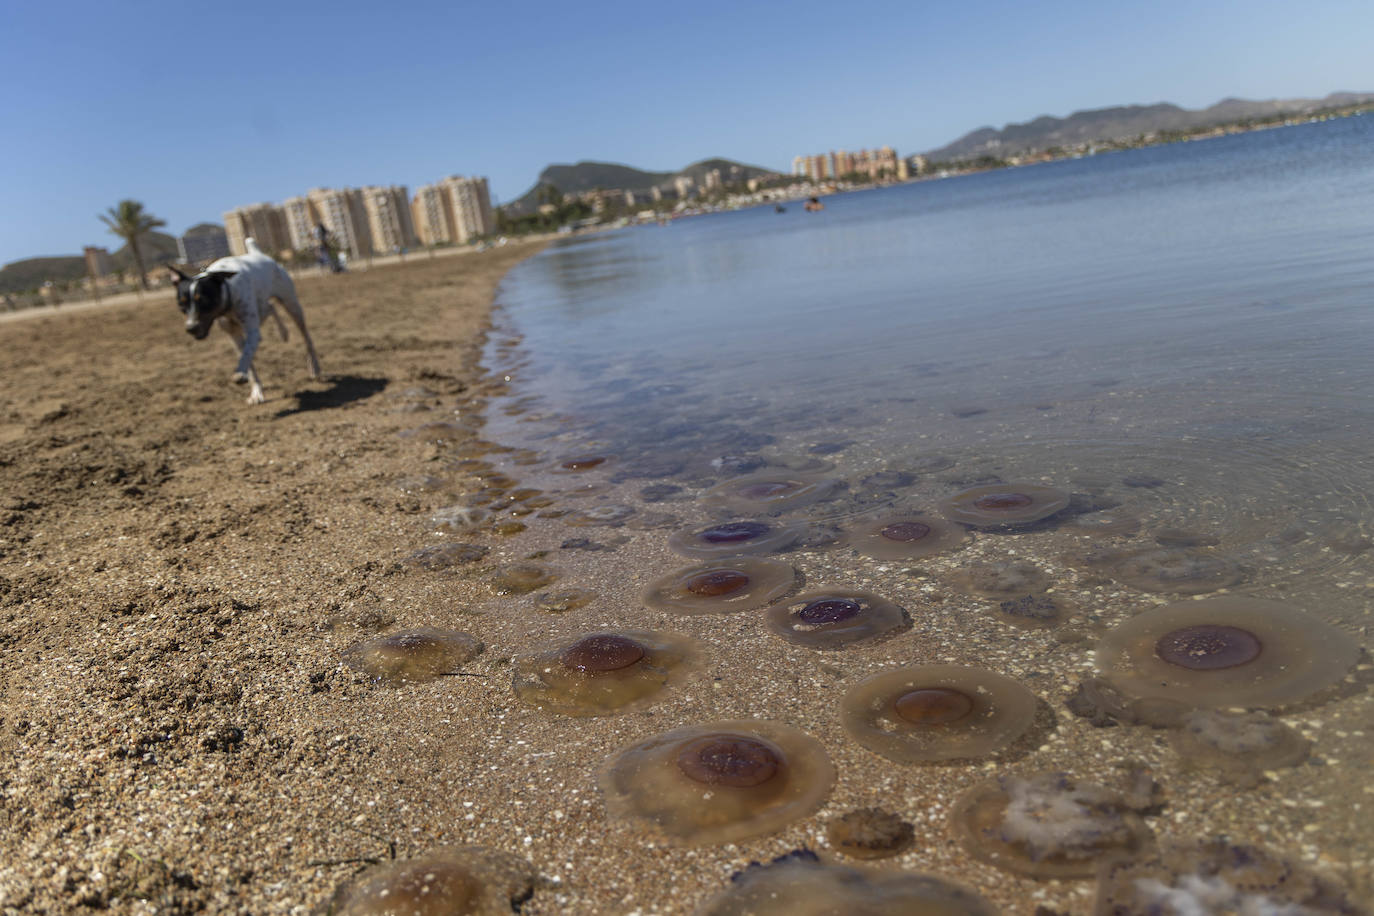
[98,200,166,289]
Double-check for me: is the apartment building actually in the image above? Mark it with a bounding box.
[411,183,454,246]
[361,185,417,253]
[306,187,373,259]
[223,203,291,257]
[83,246,111,278]
[443,176,494,243]
[281,196,319,252]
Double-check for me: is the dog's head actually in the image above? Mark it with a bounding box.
[169,266,235,340]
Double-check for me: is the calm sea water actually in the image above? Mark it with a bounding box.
[470,115,1374,901]
[486,115,1374,595]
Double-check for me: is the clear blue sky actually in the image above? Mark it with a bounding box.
[2,0,1370,263]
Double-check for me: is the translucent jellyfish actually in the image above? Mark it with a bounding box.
[1094,596,1360,708]
[343,628,483,684]
[694,849,999,915]
[642,558,797,614]
[937,483,1071,529]
[668,519,805,558]
[993,592,1078,629]
[1108,547,1244,594]
[490,563,557,595]
[322,845,535,916]
[947,560,1051,598]
[701,472,844,515]
[1094,839,1368,916]
[841,665,1038,762]
[400,542,488,571]
[511,629,700,716]
[599,720,834,845]
[825,808,915,859]
[841,512,968,561]
[1168,710,1311,787]
[563,504,636,526]
[950,772,1155,879]
[765,589,909,650]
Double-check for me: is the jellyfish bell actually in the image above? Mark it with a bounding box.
[938,482,1070,529]
[642,558,797,614]
[840,665,1038,763]
[322,846,535,916]
[511,629,700,716]
[1094,595,1359,708]
[599,719,834,845]
[765,589,909,650]
[668,518,805,558]
[343,627,484,684]
[841,512,968,561]
[701,472,843,515]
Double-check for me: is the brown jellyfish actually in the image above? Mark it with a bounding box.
[765,589,909,650]
[511,629,700,716]
[1094,596,1359,708]
[563,503,637,527]
[343,628,483,684]
[599,719,834,845]
[322,845,535,916]
[1094,839,1368,916]
[825,808,915,859]
[993,592,1078,629]
[642,558,797,614]
[937,483,1071,529]
[842,512,968,561]
[947,560,1052,598]
[534,587,597,614]
[668,519,805,558]
[1167,709,1311,787]
[841,665,1038,763]
[695,849,999,916]
[400,542,488,571]
[1108,547,1244,594]
[950,772,1154,879]
[554,453,612,472]
[490,562,557,595]
[701,472,843,515]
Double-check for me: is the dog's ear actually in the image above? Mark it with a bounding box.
[168,265,192,283]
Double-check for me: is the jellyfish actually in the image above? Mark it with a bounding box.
[642,558,797,614]
[599,720,834,845]
[701,473,843,515]
[841,665,1038,762]
[343,628,483,684]
[937,483,1071,529]
[841,512,968,561]
[322,845,535,916]
[765,590,909,650]
[511,630,699,716]
[668,519,805,558]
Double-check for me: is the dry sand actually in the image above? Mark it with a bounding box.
[1,240,1369,915]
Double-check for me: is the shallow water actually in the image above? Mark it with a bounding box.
[467,114,1374,908]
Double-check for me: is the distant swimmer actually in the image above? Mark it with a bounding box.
[775,204,786,213]
[804,197,825,212]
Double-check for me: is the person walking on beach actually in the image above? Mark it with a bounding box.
[315,222,341,273]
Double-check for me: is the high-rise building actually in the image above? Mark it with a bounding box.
[411,183,455,246]
[281,196,319,252]
[223,203,291,257]
[306,187,373,259]
[361,185,417,253]
[178,227,230,265]
[441,176,494,243]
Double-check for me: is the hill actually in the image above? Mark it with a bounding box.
[923,91,1374,162]
[503,158,776,215]
[0,230,182,293]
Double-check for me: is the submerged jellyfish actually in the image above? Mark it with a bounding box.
[642,558,797,614]
[323,845,535,916]
[1094,839,1367,916]
[765,589,909,650]
[1108,547,1244,594]
[947,560,1051,598]
[825,808,915,859]
[937,483,1071,529]
[343,628,484,684]
[1094,595,1360,708]
[950,772,1155,879]
[668,519,805,558]
[1167,709,1311,787]
[599,720,834,845]
[511,629,700,716]
[701,472,843,515]
[694,849,999,915]
[841,665,1038,762]
[842,512,968,561]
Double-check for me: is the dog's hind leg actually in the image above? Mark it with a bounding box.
[276,290,321,379]
[264,298,290,341]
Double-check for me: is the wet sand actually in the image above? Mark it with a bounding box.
[1,238,1369,915]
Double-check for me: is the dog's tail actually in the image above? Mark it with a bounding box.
[245,237,263,256]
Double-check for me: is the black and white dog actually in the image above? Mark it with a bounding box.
[169,238,321,404]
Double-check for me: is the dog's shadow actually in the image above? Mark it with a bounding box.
[274,375,388,417]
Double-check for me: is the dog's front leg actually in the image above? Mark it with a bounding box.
[223,318,266,404]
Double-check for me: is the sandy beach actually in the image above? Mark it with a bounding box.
[2,238,1369,916]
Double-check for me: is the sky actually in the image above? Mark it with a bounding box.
[2,0,1371,263]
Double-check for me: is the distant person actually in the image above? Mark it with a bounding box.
[804,196,825,212]
[315,222,341,273]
